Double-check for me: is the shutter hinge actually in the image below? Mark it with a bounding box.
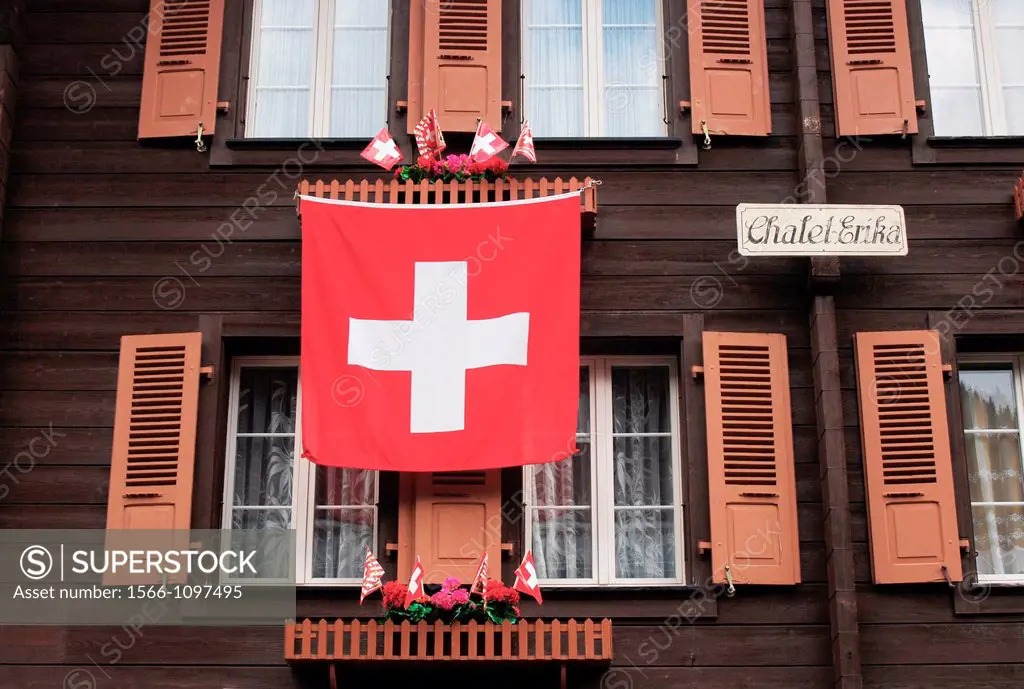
[200,365,215,382]
[501,100,513,113]
[915,99,928,113]
[500,542,515,558]
[384,542,400,556]
[941,363,952,379]
[959,538,972,553]
[697,540,712,555]
[679,100,691,113]
[395,99,408,113]
[216,101,230,114]
[691,365,704,380]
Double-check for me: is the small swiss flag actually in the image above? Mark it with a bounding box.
[469,120,508,163]
[360,127,404,170]
[404,555,425,609]
[513,549,542,604]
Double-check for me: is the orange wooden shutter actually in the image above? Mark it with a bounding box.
[826,0,917,136]
[105,333,202,532]
[138,0,225,139]
[854,331,962,584]
[1014,174,1024,221]
[687,0,771,136]
[412,470,501,584]
[703,332,800,585]
[409,0,501,133]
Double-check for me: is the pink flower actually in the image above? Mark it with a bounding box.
[450,588,470,605]
[442,577,462,591]
[430,589,456,610]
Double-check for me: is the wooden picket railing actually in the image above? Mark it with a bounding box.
[284,618,613,662]
[1014,174,1023,221]
[296,176,598,230]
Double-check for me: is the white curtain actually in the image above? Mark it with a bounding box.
[959,367,1024,578]
[611,367,675,579]
[993,0,1024,135]
[523,0,663,137]
[312,467,376,579]
[248,0,388,138]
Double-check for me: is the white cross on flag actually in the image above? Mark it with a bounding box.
[513,549,542,604]
[404,556,425,609]
[511,121,537,163]
[298,191,582,472]
[360,127,404,171]
[359,546,386,604]
[470,120,508,163]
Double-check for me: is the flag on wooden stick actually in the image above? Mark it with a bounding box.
[469,120,508,163]
[413,108,446,158]
[513,549,542,604]
[511,121,536,163]
[360,127,404,171]
[359,546,386,604]
[404,555,425,609]
[470,552,488,600]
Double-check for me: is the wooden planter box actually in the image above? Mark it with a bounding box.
[285,618,613,662]
[296,176,598,233]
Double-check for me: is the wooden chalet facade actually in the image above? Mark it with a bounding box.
[1,0,1024,687]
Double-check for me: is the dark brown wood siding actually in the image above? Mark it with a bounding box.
[0,1,1021,688]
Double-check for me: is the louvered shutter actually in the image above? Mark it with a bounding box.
[854,331,962,584]
[138,0,225,139]
[687,0,771,136]
[1014,174,1024,222]
[408,0,501,133]
[413,470,501,583]
[703,332,800,585]
[106,333,202,532]
[826,0,917,136]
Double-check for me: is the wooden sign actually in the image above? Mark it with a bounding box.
[736,204,907,256]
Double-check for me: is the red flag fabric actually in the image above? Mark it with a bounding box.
[359,546,385,604]
[511,121,536,163]
[405,556,425,609]
[360,127,403,170]
[413,108,446,158]
[470,552,488,597]
[299,193,581,472]
[469,120,508,163]
[513,550,542,604]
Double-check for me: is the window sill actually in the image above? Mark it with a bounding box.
[226,137,369,150]
[518,587,718,620]
[912,134,1024,164]
[953,582,1024,616]
[210,136,379,167]
[529,137,697,166]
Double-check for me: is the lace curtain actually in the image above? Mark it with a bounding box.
[531,365,676,581]
[232,366,374,580]
[959,365,1024,577]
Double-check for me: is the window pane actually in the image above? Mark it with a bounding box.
[614,508,676,579]
[531,508,593,578]
[234,436,295,507]
[231,510,293,578]
[602,0,663,136]
[330,0,389,137]
[972,504,1024,577]
[612,366,671,433]
[578,367,591,434]
[921,1,984,136]
[613,437,673,506]
[523,0,584,137]
[959,366,1018,429]
[312,507,376,578]
[965,434,1024,503]
[249,0,315,137]
[237,367,298,435]
[533,452,591,506]
[315,467,376,506]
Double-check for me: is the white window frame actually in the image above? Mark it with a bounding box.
[923,1,1020,136]
[524,357,684,587]
[246,0,391,138]
[222,356,379,586]
[520,0,667,138]
[958,354,1024,585]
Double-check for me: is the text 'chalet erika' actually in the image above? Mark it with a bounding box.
[736,204,908,256]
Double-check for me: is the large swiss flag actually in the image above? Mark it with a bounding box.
[299,193,581,471]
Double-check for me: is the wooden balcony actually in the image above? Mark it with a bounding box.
[296,176,598,233]
[285,618,613,663]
